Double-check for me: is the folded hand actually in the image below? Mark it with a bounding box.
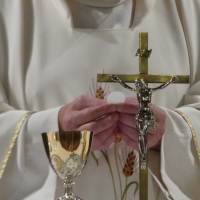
[116,97,166,151]
[58,95,119,151]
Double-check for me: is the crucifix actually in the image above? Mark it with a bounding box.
[97,32,189,200]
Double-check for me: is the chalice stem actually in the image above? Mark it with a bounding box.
[64,181,74,196]
[57,181,83,200]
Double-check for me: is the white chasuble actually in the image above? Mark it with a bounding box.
[0,0,200,200]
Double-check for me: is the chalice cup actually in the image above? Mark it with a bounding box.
[42,130,93,200]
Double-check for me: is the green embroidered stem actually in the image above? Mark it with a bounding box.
[121,181,139,200]
[100,150,117,200]
[91,151,99,166]
[125,178,128,200]
[114,143,122,198]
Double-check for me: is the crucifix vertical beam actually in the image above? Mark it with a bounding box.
[138,32,149,200]
[139,32,149,74]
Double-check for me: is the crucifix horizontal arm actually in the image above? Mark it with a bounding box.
[98,74,189,83]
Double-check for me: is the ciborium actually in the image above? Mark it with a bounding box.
[42,130,93,200]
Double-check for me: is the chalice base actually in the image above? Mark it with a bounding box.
[56,194,83,200]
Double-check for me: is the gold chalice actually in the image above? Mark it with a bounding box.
[42,131,93,200]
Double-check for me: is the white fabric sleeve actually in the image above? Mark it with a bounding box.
[0,2,62,199]
[0,4,60,199]
[160,108,200,200]
[0,104,62,200]
[149,107,200,200]
[150,1,200,199]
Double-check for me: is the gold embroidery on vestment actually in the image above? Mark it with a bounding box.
[174,110,200,163]
[0,111,36,181]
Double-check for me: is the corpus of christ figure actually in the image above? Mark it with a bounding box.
[110,75,178,170]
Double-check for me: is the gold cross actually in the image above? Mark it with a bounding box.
[97,32,189,84]
[97,32,189,200]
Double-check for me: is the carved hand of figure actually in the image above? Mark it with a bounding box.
[58,95,119,151]
[172,76,178,83]
[116,97,166,151]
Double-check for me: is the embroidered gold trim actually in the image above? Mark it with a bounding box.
[174,110,200,162]
[0,111,36,181]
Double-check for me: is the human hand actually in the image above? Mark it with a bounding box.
[116,97,166,151]
[58,95,119,151]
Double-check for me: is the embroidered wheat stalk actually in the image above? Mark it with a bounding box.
[88,75,109,99]
[122,150,138,200]
[123,151,137,178]
[95,86,105,99]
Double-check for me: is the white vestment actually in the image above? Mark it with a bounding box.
[0,0,200,200]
